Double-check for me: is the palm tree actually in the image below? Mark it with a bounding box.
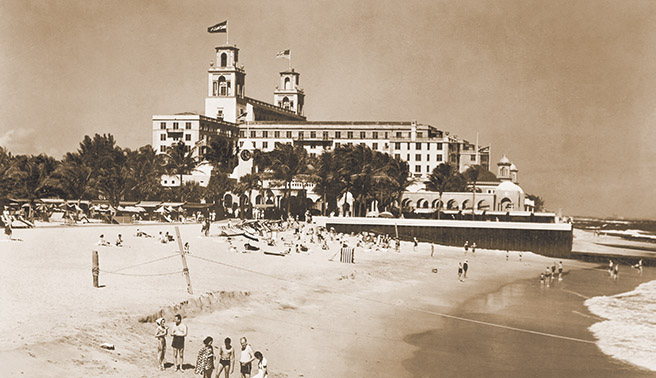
[426,163,463,219]
[237,173,261,218]
[162,142,199,201]
[259,143,312,218]
[312,151,343,216]
[464,165,484,220]
[50,152,95,201]
[127,146,164,201]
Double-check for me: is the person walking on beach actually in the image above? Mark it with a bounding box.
[471,242,476,254]
[413,237,418,252]
[171,314,188,371]
[558,261,563,280]
[217,337,235,378]
[613,263,619,280]
[464,241,469,252]
[239,337,255,378]
[458,262,463,282]
[506,250,509,261]
[551,263,556,282]
[608,259,614,276]
[634,259,643,274]
[252,351,268,378]
[195,336,215,377]
[463,259,469,279]
[155,318,168,370]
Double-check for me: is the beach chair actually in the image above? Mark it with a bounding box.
[340,247,354,264]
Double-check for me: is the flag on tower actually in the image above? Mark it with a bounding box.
[208,20,227,33]
[276,49,291,59]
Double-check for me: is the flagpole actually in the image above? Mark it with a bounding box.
[226,20,229,45]
[289,50,292,71]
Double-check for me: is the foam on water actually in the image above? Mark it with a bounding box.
[585,279,656,371]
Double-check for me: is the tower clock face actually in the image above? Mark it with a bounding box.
[240,150,252,161]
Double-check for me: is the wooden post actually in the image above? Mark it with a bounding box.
[175,226,193,295]
[92,250,99,288]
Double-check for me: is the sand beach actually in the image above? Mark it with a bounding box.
[1,222,654,377]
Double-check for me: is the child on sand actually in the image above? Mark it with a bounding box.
[155,318,168,370]
[195,336,214,377]
[115,234,123,247]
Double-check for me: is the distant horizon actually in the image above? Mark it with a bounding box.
[2,0,655,219]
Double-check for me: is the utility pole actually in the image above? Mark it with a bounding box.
[175,226,193,295]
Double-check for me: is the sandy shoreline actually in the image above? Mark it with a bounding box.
[0,224,653,377]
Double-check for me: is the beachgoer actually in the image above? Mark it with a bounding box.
[551,263,556,281]
[464,241,469,252]
[506,250,509,261]
[159,231,167,243]
[608,259,614,276]
[558,261,563,280]
[613,264,619,280]
[471,243,476,253]
[413,237,418,252]
[97,234,110,246]
[195,336,215,377]
[115,234,123,247]
[545,267,551,285]
[431,243,435,257]
[519,251,522,261]
[239,337,255,378]
[395,238,400,252]
[540,272,545,285]
[4,222,12,240]
[463,260,469,278]
[634,259,643,274]
[155,318,168,370]
[217,337,235,378]
[252,351,268,378]
[458,262,463,281]
[166,231,174,242]
[171,314,188,371]
[184,242,190,254]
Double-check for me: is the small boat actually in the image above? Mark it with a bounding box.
[243,231,259,241]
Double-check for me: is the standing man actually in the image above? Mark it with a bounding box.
[463,259,469,279]
[239,337,255,378]
[171,314,188,371]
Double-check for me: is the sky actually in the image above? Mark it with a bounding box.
[1,0,655,219]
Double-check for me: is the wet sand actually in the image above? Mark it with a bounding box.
[402,265,656,377]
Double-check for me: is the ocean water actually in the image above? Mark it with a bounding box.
[574,218,656,243]
[585,279,656,371]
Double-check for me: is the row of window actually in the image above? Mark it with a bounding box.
[161,133,192,141]
[160,122,192,130]
[394,154,444,162]
[238,130,437,140]
[394,142,443,150]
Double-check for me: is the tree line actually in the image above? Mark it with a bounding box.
[0,133,543,218]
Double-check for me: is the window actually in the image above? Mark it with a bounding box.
[415,165,421,173]
[396,132,402,138]
[394,154,400,160]
[239,131,245,138]
[394,142,401,150]
[335,131,341,139]
[185,122,191,130]
[347,131,353,138]
[426,154,430,161]
[471,155,476,162]
[335,142,341,148]
[160,145,166,152]
[263,142,268,149]
[372,143,378,150]
[416,143,422,150]
[373,132,378,139]
[250,131,256,138]
[415,154,421,161]
[384,132,388,139]
[217,109,224,120]
[160,122,166,129]
[426,165,430,173]
[417,132,423,138]
[185,134,191,141]
[360,131,366,139]
[274,131,280,138]
[323,131,329,139]
[160,134,166,141]
[407,154,410,161]
[298,131,304,139]
[437,155,443,162]
[262,131,268,138]
[220,52,227,67]
[310,153,316,158]
[173,122,179,130]
[437,143,443,150]
[286,131,292,138]
[311,131,316,138]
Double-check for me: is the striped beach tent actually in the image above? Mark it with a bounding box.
[340,247,355,264]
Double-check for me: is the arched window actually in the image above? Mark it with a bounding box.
[501,167,509,176]
[220,53,228,67]
[282,97,290,110]
[219,76,227,96]
[284,77,291,90]
[213,81,218,96]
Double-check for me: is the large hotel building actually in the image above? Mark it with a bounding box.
[153,44,490,181]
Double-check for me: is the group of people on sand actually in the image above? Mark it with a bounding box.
[540,261,563,285]
[457,260,469,281]
[463,240,477,253]
[96,233,124,247]
[155,314,268,377]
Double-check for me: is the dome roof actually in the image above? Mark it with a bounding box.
[510,163,517,171]
[495,181,524,194]
[498,154,511,165]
